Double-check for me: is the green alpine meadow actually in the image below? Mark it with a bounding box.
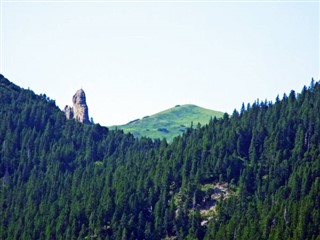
[110,104,224,142]
[1,74,320,239]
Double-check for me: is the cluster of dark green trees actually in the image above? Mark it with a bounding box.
[0,74,319,239]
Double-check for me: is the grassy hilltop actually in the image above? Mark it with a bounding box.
[110,104,224,142]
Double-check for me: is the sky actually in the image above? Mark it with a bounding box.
[1,0,319,126]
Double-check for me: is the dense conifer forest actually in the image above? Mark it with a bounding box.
[0,74,319,239]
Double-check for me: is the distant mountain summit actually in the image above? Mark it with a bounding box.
[64,89,90,124]
[111,104,224,142]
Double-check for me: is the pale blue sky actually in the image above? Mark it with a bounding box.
[1,1,319,126]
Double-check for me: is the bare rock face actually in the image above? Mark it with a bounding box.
[64,89,90,124]
[72,89,90,124]
[64,105,74,120]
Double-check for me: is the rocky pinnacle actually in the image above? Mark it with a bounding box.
[64,89,90,124]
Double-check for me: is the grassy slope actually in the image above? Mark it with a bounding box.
[110,104,224,142]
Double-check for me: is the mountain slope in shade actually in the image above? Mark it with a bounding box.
[110,104,224,142]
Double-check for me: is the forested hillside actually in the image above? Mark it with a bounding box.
[0,74,319,239]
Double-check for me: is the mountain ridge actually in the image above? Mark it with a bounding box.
[1,74,320,239]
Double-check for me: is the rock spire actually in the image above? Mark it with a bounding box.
[64,89,90,124]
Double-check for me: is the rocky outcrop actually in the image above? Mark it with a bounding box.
[64,89,90,124]
[64,105,74,120]
[72,89,90,124]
